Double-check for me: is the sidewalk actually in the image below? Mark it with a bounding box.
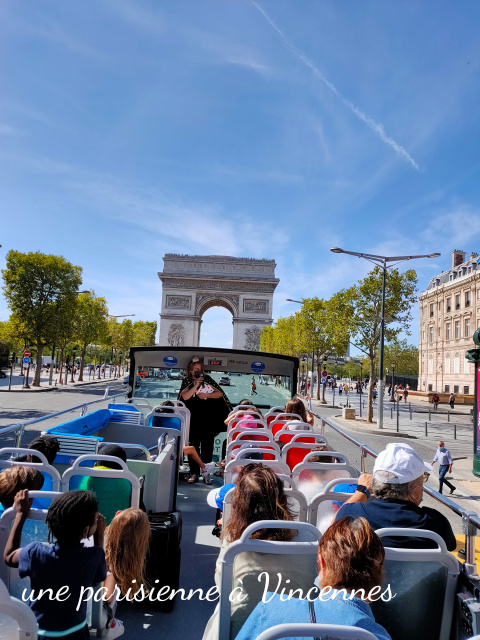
[0,368,126,392]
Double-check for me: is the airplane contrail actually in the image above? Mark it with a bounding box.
[250,0,421,171]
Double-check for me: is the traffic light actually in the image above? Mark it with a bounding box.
[66,355,70,366]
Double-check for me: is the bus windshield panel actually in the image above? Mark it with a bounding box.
[128,347,298,409]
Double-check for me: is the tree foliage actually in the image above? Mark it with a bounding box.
[2,251,82,386]
[346,267,418,422]
[74,291,109,381]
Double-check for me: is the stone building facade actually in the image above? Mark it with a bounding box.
[158,254,279,350]
[419,250,479,396]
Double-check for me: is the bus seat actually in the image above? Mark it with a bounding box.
[372,528,460,640]
[148,414,182,430]
[222,488,308,530]
[254,623,379,640]
[107,403,140,412]
[227,429,273,447]
[0,577,38,639]
[227,425,268,444]
[216,520,320,640]
[225,459,290,484]
[0,492,108,638]
[41,434,101,465]
[307,491,359,533]
[292,457,357,505]
[282,444,338,473]
[227,443,280,463]
[62,455,140,524]
[270,415,302,437]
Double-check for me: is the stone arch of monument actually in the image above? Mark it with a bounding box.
[158,254,279,351]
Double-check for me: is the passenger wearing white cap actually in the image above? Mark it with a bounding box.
[335,443,456,550]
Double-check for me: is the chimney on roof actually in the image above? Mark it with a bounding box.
[469,252,478,262]
[452,250,466,268]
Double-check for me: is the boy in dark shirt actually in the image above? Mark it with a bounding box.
[4,489,106,639]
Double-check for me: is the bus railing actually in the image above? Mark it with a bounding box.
[315,412,480,580]
[3,389,127,436]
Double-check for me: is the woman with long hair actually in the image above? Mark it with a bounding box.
[285,397,314,427]
[179,357,232,483]
[236,516,391,640]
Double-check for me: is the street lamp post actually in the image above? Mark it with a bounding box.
[330,248,440,429]
[391,362,396,404]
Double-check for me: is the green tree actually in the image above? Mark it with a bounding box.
[73,291,109,381]
[346,267,418,423]
[2,251,82,386]
[133,321,157,346]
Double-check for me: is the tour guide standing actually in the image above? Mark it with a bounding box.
[432,441,456,495]
[179,356,232,484]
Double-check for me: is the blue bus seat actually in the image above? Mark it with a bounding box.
[148,414,181,430]
[44,409,112,438]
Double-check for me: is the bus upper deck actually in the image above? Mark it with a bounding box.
[0,347,480,640]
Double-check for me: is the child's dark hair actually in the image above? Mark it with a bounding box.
[46,490,98,544]
[97,444,127,470]
[28,435,60,465]
[159,400,175,413]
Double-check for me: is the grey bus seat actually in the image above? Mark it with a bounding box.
[0,448,62,492]
[217,520,321,640]
[292,457,358,505]
[225,458,290,484]
[0,577,38,640]
[254,623,379,640]
[108,409,143,425]
[372,528,460,640]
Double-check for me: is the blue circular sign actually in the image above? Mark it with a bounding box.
[23,357,30,364]
[163,356,178,367]
[251,361,265,373]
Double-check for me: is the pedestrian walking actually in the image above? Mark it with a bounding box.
[251,379,257,396]
[432,393,440,410]
[403,388,408,403]
[431,441,456,494]
[449,393,455,409]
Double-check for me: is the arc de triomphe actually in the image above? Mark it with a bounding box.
[158,254,279,350]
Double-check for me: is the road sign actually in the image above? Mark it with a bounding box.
[23,350,31,357]
[321,377,327,384]
[23,357,30,364]
[322,370,328,377]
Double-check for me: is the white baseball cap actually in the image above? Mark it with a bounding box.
[373,443,432,484]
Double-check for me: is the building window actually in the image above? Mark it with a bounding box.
[438,301,442,313]
[429,327,434,343]
[446,323,451,340]
[454,353,460,374]
[428,384,433,392]
[438,326,441,337]
[455,320,460,339]
[445,384,450,393]
[465,291,471,307]
[430,303,434,317]
[446,297,451,312]
[465,318,470,337]
[428,357,434,374]
[454,385,459,394]
[456,294,461,309]
[445,354,451,373]
[464,386,470,395]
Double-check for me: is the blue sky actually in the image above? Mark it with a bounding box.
[1,1,480,349]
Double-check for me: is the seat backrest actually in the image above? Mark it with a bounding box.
[282,444,339,472]
[227,425,269,444]
[372,528,460,640]
[307,491,358,533]
[254,623,379,640]
[0,449,61,494]
[218,520,321,640]
[227,444,281,463]
[270,415,302,436]
[292,459,357,505]
[225,459,290,484]
[62,455,140,522]
[264,407,285,426]
[227,412,264,429]
[0,577,38,639]
[233,430,273,444]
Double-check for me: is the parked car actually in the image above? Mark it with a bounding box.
[123,375,142,388]
[219,376,230,386]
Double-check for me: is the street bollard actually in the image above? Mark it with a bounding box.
[397,408,400,432]
[448,411,450,422]
[410,406,412,420]
[429,409,431,421]
[425,421,428,436]
[454,423,457,440]
[390,407,393,419]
